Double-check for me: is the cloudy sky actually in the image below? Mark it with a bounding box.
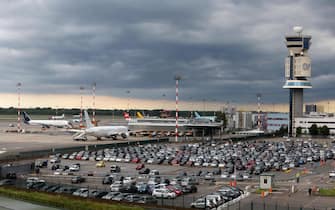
[0,0,334,109]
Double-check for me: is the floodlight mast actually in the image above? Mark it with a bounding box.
[174,75,181,142]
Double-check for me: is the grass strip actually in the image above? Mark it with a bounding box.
[319,188,335,196]
[0,187,144,210]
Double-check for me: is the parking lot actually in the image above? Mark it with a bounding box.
[7,138,329,209]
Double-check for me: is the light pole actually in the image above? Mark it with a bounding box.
[92,82,96,125]
[80,86,85,128]
[17,82,21,133]
[126,90,131,112]
[174,75,181,142]
[257,93,262,130]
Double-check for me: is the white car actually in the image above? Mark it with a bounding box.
[50,158,60,164]
[69,165,80,172]
[26,177,44,183]
[110,181,123,192]
[123,177,136,185]
[152,188,176,199]
[329,171,335,178]
[53,169,63,175]
[72,188,88,196]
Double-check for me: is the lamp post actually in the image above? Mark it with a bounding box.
[174,75,181,142]
[80,86,85,128]
[92,82,96,125]
[256,93,262,131]
[17,82,21,133]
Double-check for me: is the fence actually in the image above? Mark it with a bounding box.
[219,200,330,210]
[7,176,334,210]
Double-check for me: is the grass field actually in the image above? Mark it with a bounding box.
[0,187,144,210]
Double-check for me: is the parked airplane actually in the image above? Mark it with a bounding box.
[50,114,65,120]
[72,110,129,140]
[22,112,72,128]
[194,111,216,122]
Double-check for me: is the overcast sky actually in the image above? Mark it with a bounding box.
[1,0,334,106]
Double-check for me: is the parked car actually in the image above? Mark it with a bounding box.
[96,161,106,167]
[136,163,145,170]
[139,168,150,174]
[0,179,15,186]
[190,198,214,209]
[110,165,121,173]
[71,176,85,184]
[329,171,335,178]
[152,188,176,199]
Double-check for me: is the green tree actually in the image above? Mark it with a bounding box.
[309,124,319,136]
[275,125,288,136]
[296,127,302,136]
[319,125,330,136]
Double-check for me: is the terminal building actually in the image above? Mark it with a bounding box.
[264,113,289,132]
[305,104,317,114]
[295,116,335,134]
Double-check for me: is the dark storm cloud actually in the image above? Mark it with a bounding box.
[0,0,335,104]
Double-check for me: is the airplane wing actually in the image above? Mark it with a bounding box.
[66,129,84,133]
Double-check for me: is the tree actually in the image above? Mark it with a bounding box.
[275,125,288,136]
[215,111,227,127]
[319,125,330,136]
[309,124,319,136]
[296,127,302,136]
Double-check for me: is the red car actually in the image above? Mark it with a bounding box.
[166,185,183,196]
[132,157,140,163]
[136,163,145,170]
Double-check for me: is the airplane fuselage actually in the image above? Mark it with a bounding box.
[26,120,71,128]
[85,126,128,138]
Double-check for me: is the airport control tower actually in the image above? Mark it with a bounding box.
[283,26,312,137]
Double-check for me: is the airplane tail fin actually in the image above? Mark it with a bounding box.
[123,112,131,121]
[194,112,201,118]
[84,110,94,128]
[136,112,144,119]
[22,112,31,123]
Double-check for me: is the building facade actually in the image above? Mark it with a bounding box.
[295,116,335,134]
[265,113,289,132]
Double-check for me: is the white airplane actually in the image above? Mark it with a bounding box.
[72,110,129,141]
[22,112,72,128]
[50,114,65,120]
[194,111,217,122]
